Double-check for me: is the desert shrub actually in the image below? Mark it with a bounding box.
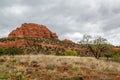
[112,52,120,62]
[4,47,23,55]
[0,74,8,79]
[104,52,113,60]
[71,76,83,80]
[64,50,77,56]
[104,51,120,62]
[61,76,83,80]
[0,48,5,55]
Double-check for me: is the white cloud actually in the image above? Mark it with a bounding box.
[61,32,83,42]
[0,0,120,46]
[2,5,30,16]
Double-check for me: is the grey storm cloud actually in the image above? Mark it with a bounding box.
[0,0,120,45]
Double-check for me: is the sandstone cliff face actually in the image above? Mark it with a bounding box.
[8,23,58,39]
[0,40,28,48]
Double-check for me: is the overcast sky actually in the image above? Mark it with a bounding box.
[0,0,120,45]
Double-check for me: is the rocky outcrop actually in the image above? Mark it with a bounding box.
[62,39,73,43]
[8,23,58,39]
[0,40,29,48]
[112,47,120,52]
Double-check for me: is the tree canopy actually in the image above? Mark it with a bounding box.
[79,34,112,59]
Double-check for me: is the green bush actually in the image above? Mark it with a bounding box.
[4,47,23,55]
[103,52,113,60]
[64,50,77,56]
[0,48,5,55]
[104,51,120,62]
[71,76,83,80]
[112,52,120,62]
[0,74,8,79]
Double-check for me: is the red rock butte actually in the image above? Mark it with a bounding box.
[8,23,58,39]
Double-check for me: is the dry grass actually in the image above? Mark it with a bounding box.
[0,55,120,80]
